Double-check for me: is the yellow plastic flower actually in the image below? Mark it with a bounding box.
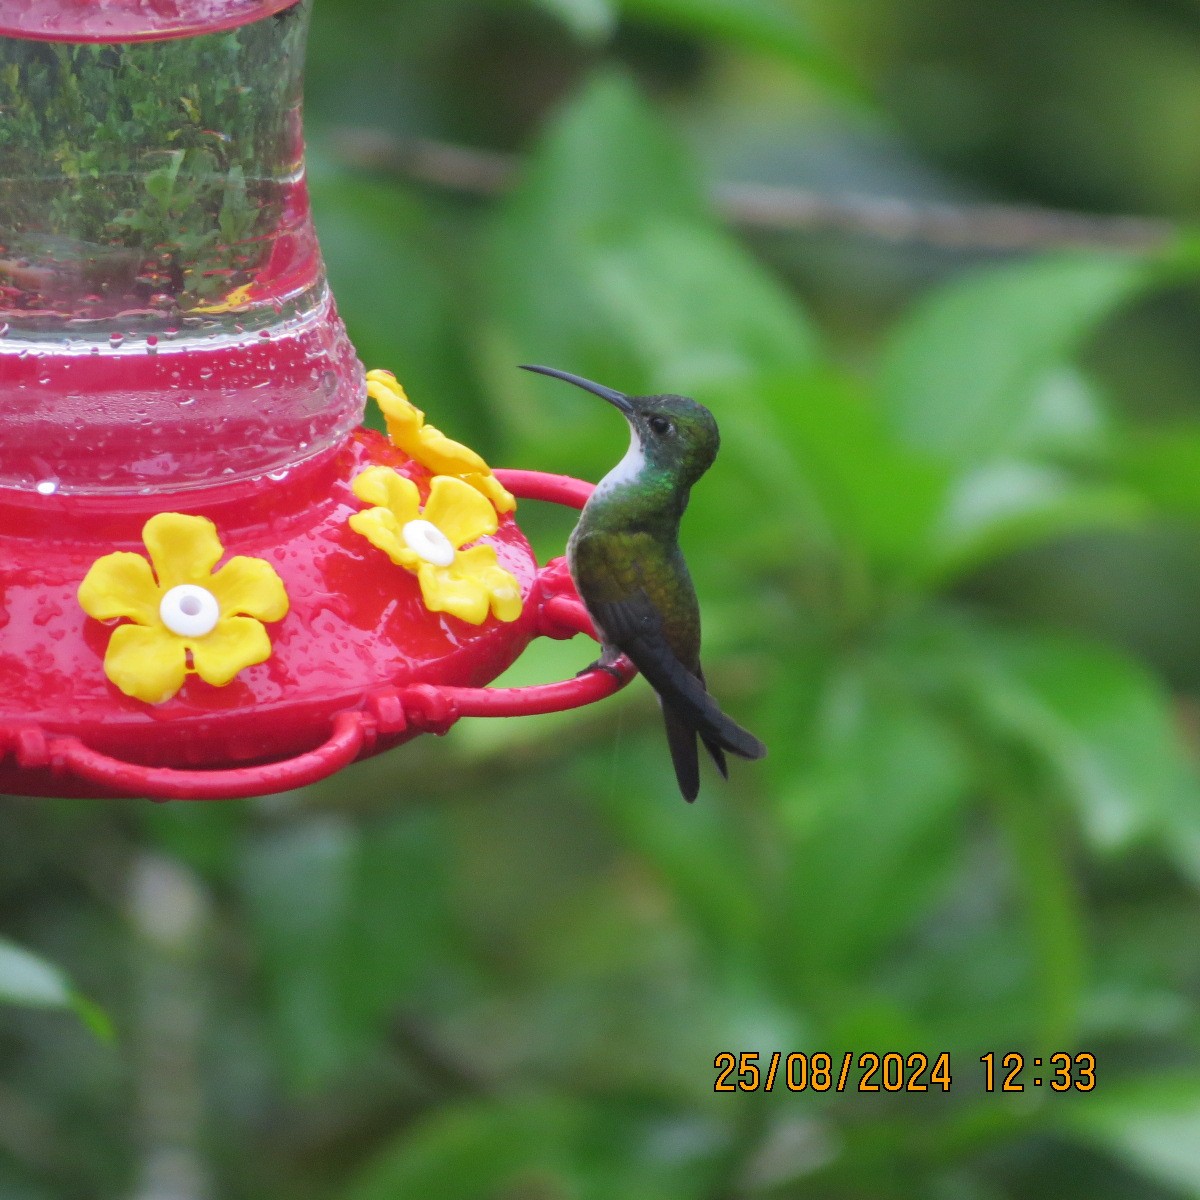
[190,283,255,314]
[366,369,515,514]
[78,513,289,704]
[349,466,522,625]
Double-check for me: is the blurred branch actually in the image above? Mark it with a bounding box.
[128,855,213,1200]
[333,126,1176,253]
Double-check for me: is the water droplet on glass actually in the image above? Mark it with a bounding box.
[146,335,159,353]
[268,470,289,481]
[109,333,124,348]
[35,480,58,496]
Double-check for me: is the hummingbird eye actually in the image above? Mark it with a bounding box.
[648,415,674,437]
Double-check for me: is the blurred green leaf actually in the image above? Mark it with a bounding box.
[595,735,768,967]
[499,70,709,250]
[616,0,863,98]
[0,935,73,1008]
[344,1096,724,1200]
[880,256,1151,467]
[680,391,838,602]
[488,72,818,478]
[1118,422,1200,517]
[588,219,818,393]
[924,459,1145,583]
[1064,1074,1200,1198]
[342,1097,577,1200]
[774,660,969,989]
[530,0,617,40]
[956,626,1200,852]
[309,157,468,413]
[0,936,111,1039]
[758,367,948,573]
[487,70,709,448]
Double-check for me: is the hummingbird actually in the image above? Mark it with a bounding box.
[520,364,767,801]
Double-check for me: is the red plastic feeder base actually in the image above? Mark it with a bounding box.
[0,435,631,800]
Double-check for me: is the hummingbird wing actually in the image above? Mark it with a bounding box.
[591,590,766,760]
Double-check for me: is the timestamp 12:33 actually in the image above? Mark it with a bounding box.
[713,1051,1097,1093]
[981,1052,1095,1091]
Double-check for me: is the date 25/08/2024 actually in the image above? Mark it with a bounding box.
[714,1051,1097,1093]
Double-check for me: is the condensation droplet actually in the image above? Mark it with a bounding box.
[35,480,58,496]
[109,333,124,347]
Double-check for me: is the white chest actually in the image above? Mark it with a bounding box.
[591,427,645,500]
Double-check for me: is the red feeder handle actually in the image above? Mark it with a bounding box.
[40,470,633,801]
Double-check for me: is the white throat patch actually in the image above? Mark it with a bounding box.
[593,426,645,498]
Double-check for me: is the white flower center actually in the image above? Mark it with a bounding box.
[402,519,456,567]
[160,584,220,638]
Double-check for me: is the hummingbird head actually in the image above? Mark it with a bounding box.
[520,365,720,488]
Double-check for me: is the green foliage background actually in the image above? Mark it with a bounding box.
[9,0,1200,1196]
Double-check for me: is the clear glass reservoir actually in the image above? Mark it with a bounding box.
[0,0,363,494]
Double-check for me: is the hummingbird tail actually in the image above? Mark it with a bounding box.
[701,735,729,780]
[585,591,767,794]
[700,706,768,761]
[695,666,729,781]
[625,634,766,763]
[663,707,701,802]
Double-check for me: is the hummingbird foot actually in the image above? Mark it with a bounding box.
[578,658,626,683]
[578,642,627,682]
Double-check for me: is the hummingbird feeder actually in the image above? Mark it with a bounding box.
[0,0,631,800]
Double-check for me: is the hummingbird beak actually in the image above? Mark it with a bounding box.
[519,364,635,415]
